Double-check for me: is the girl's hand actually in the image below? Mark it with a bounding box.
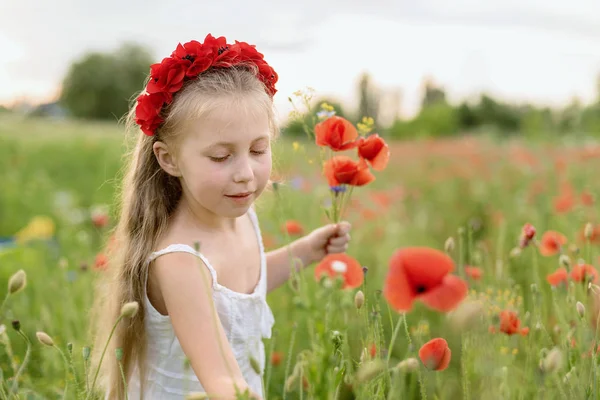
[302,221,351,265]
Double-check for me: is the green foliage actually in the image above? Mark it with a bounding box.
[59,42,154,121]
[388,103,459,139]
[3,116,600,398]
[281,97,347,139]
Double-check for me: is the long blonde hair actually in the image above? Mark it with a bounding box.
[89,65,278,399]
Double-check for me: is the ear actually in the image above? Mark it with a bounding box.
[153,141,181,177]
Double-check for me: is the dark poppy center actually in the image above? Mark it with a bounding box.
[218,46,229,55]
[415,285,427,294]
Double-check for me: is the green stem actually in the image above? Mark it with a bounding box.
[119,361,128,400]
[386,314,404,366]
[264,331,277,400]
[84,356,90,394]
[402,313,412,348]
[282,325,297,400]
[0,293,10,321]
[87,314,124,399]
[458,228,465,280]
[56,347,73,400]
[461,334,470,400]
[418,368,428,400]
[10,330,31,395]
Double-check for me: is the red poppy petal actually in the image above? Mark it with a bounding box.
[369,142,390,171]
[314,254,364,290]
[419,275,468,312]
[419,338,451,371]
[383,261,416,312]
[351,168,376,186]
[390,248,455,290]
[323,158,340,187]
[343,261,364,289]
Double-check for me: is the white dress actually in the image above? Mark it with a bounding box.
[128,208,275,399]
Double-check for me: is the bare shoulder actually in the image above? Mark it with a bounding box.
[147,245,214,316]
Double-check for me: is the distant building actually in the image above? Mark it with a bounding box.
[29,101,68,119]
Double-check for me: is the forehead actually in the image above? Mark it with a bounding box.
[186,97,271,146]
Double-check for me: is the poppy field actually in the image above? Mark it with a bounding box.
[2,99,600,400]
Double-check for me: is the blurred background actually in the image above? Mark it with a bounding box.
[3,2,600,399]
[2,0,600,139]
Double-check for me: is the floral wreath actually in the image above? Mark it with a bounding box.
[135,34,278,136]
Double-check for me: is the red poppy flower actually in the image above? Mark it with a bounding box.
[357,134,390,171]
[94,253,108,271]
[581,191,594,206]
[314,253,364,289]
[419,338,451,371]
[323,156,375,187]
[519,223,536,248]
[91,207,109,228]
[383,247,468,313]
[496,310,529,336]
[270,351,283,366]
[464,266,482,280]
[283,220,304,236]
[539,231,568,256]
[369,343,377,358]
[579,224,600,244]
[546,267,568,287]
[315,116,358,151]
[553,194,575,214]
[570,263,598,284]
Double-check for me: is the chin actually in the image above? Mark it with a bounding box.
[219,203,253,218]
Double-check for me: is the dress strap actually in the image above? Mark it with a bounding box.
[246,207,267,290]
[148,244,219,288]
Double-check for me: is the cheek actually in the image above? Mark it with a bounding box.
[256,153,272,180]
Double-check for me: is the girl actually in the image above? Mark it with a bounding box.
[91,34,351,400]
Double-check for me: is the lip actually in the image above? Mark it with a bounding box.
[226,192,253,197]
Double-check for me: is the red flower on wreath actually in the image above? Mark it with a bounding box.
[135,34,278,136]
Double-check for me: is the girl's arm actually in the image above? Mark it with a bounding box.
[265,222,351,293]
[153,252,262,399]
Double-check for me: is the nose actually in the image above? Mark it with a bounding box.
[233,155,254,183]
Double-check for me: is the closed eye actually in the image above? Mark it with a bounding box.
[209,155,229,162]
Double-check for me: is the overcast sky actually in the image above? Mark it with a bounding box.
[2,0,600,121]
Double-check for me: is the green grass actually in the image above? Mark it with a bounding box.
[1,114,600,399]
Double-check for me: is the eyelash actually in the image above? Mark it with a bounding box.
[210,150,267,163]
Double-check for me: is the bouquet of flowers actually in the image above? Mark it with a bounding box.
[289,90,390,223]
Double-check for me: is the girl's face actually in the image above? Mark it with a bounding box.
[174,98,272,220]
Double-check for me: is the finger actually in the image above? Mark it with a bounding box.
[327,243,349,253]
[329,234,350,246]
[337,221,351,235]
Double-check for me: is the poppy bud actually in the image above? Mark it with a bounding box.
[355,360,386,383]
[576,301,585,319]
[8,270,26,295]
[540,347,563,373]
[396,357,419,372]
[444,237,455,253]
[559,254,571,269]
[354,290,365,309]
[584,223,594,240]
[36,331,55,347]
[120,302,139,318]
